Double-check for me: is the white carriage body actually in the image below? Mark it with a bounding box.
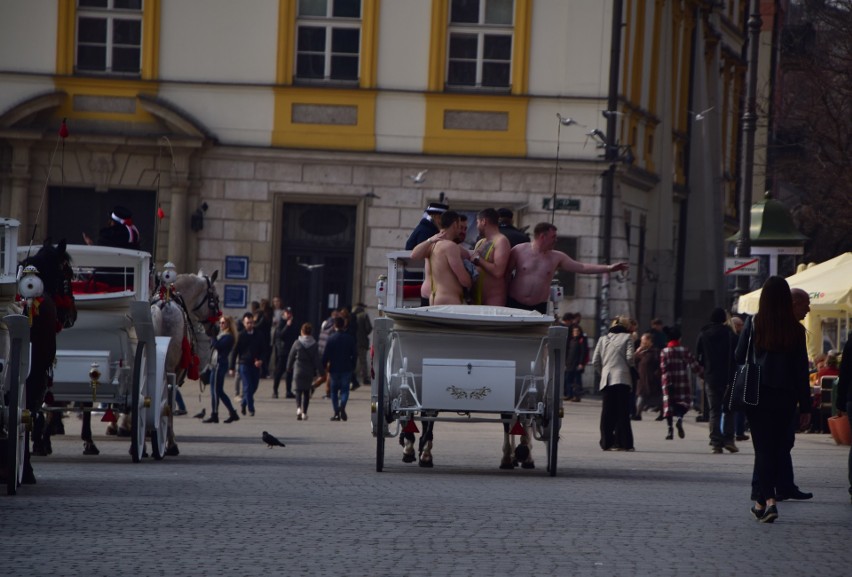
[372,252,568,474]
[15,243,173,460]
[383,307,552,416]
[16,244,151,399]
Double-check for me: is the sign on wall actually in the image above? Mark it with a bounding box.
[223,285,248,309]
[225,256,249,280]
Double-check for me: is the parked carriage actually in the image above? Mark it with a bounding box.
[371,252,568,475]
[17,243,174,463]
[1,219,34,493]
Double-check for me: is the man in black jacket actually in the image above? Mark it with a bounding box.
[496,207,529,248]
[321,316,357,421]
[230,312,264,416]
[273,307,299,398]
[696,307,738,453]
[405,202,448,250]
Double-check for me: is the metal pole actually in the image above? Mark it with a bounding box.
[552,119,561,224]
[735,0,762,298]
[598,0,623,339]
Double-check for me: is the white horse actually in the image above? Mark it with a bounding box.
[148,269,220,455]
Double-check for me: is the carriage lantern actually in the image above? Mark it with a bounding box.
[549,279,564,319]
[89,362,101,403]
[162,262,178,284]
[376,274,387,313]
[160,262,178,301]
[17,265,44,299]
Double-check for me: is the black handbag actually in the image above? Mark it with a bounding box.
[724,326,760,412]
[199,365,212,386]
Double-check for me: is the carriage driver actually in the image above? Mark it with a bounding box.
[83,205,141,250]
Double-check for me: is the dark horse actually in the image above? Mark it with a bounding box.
[17,240,77,483]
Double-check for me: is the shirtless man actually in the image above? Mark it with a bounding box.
[470,208,510,306]
[410,211,472,305]
[507,222,629,313]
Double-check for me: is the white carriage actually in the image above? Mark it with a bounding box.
[16,243,174,463]
[1,218,30,493]
[371,252,568,475]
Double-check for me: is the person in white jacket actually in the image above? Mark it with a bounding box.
[593,316,636,451]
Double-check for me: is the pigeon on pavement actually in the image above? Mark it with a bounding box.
[193,408,205,419]
[262,431,286,448]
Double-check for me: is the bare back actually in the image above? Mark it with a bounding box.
[428,240,471,305]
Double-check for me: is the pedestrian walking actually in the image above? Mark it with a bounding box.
[203,315,240,423]
[321,316,357,422]
[660,325,702,441]
[287,323,324,421]
[739,276,811,523]
[593,316,635,451]
[695,307,738,453]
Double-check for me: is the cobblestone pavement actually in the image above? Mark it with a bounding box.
[2,379,849,576]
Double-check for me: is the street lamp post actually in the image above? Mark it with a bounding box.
[735,0,762,298]
[598,0,624,339]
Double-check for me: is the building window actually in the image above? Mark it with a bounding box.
[76,0,143,75]
[296,0,361,82]
[447,0,514,90]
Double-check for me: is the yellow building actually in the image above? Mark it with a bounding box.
[0,0,750,335]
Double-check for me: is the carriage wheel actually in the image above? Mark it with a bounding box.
[130,341,148,463]
[6,335,26,495]
[149,373,170,461]
[376,374,385,472]
[6,326,26,495]
[547,390,560,477]
[547,349,561,477]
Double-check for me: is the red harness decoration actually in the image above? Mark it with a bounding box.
[16,295,43,327]
[180,336,192,370]
[179,335,201,380]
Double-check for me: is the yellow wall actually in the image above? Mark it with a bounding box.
[423,93,528,156]
[271,87,377,151]
[423,0,531,157]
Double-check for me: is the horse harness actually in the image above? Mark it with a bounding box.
[191,274,221,330]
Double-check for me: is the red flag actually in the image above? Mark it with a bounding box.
[59,119,69,138]
[157,206,165,219]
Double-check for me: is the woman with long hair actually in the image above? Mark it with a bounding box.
[737,276,811,523]
[203,315,240,423]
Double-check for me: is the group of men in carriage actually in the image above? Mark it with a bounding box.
[395,203,629,469]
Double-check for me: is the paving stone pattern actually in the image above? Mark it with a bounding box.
[2,380,849,577]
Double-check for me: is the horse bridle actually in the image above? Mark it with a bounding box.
[191,274,220,327]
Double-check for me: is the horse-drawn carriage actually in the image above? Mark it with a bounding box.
[371,251,568,475]
[1,218,31,494]
[17,243,174,463]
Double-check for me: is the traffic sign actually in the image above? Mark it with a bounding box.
[724,257,759,276]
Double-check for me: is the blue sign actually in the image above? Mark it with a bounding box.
[223,285,248,309]
[225,256,249,280]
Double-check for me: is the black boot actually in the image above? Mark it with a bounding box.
[224,409,240,423]
[202,413,219,423]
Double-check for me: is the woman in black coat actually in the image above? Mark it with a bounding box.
[737,276,811,523]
